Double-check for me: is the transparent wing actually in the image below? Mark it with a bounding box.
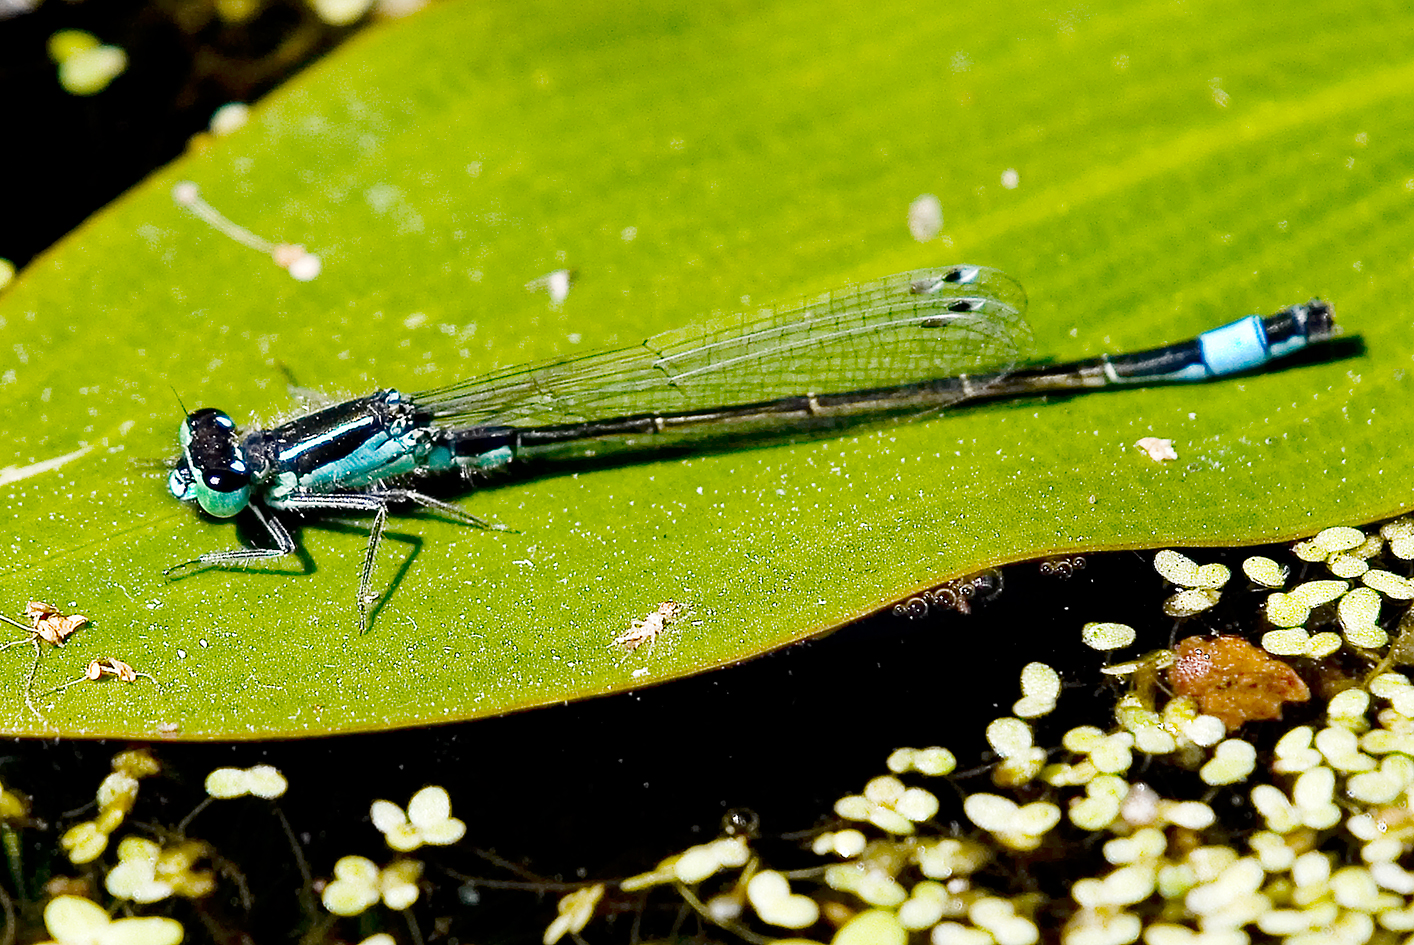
[413,265,1031,427]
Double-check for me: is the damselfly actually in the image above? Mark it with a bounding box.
[166,265,1337,630]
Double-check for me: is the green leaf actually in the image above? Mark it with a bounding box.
[2,0,1411,738]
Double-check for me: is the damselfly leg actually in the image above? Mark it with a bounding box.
[167,489,498,633]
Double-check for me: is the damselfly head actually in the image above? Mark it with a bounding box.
[175,408,252,518]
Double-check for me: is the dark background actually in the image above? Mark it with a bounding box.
[0,0,348,270]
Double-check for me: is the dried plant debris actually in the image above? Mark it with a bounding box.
[611,600,685,654]
[172,181,321,281]
[2,600,93,722]
[1168,635,1311,731]
[1134,436,1178,462]
[44,657,156,696]
[1,600,89,645]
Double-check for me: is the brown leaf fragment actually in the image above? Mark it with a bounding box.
[25,601,87,645]
[85,658,139,682]
[1168,635,1310,730]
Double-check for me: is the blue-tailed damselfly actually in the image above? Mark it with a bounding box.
[166,266,1337,630]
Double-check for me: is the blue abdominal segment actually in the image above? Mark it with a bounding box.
[1091,301,1332,389]
[1198,315,1269,376]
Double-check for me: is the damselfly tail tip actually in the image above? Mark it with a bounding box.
[1298,298,1337,343]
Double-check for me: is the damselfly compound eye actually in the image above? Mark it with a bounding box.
[179,408,252,518]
